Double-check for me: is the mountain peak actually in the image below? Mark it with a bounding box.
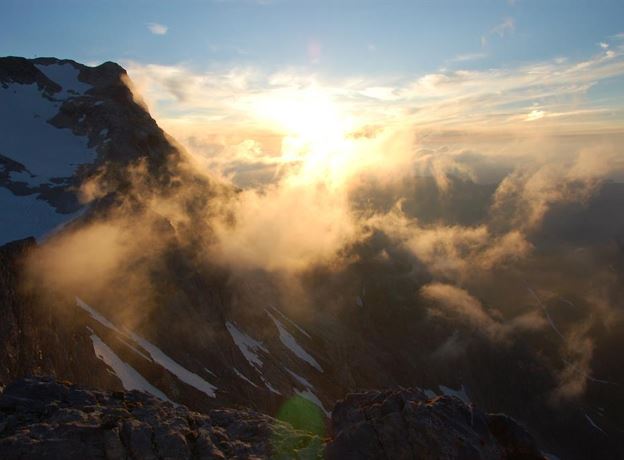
[0,56,180,244]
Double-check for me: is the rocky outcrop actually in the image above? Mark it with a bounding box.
[0,377,546,460]
[0,377,322,460]
[325,389,544,460]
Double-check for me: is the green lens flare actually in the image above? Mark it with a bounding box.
[276,394,325,437]
[270,395,326,459]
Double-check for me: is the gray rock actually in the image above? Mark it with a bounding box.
[0,377,322,460]
[325,389,545,460]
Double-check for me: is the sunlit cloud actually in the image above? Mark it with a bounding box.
[147,22,168,35]
[123,44,624,192]
[526,109,545,121]
[127,44,624,133]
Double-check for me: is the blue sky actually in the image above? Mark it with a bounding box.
[2,0,623,76]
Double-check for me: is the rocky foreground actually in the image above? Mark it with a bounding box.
[0,377,544,459]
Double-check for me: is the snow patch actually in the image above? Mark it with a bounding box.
[0,83,96,178]
[439,384,471,405]
[261,376,281,395]
[77,297,217,398]
[294,388,330,416]
[285,368,314,389]
[0,187,83,245]
[233,368,259,388]
[8,170,44,187]
[34,62,92,96]
[128,332,218,398]
[584,413,606,434]
[90,332,170,401]
[204,368,217,377]
[268,305,311,338]
[76,297,122,333]
[285,368,328,416]
[266,311,322,372]
[226,321,268,368]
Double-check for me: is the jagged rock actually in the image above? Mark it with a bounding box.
[0,377,323,460]
[0,377,548,460]
[325,389,545,460]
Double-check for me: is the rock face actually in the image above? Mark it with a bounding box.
[325,389,544,460]
[0,238,119,391]
[0,377,323,460]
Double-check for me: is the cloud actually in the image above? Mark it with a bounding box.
[491,142,624,231]
[120,46,624,282]
[369,207,533,282]
[126,44,624,159]
[421,283,547,343]
[526,109,545,121]
[482,17,515,45]
[450,52,488,63]
[491,17,515,37]
[147,22,168,35]
[421,283,506,341]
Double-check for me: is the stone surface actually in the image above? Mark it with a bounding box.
[325,389,545,460]
[0,377,548,460]
[0,377,323,460]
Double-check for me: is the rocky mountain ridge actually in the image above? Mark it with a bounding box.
[0,377,544,460]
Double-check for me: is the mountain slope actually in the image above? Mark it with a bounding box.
[0,56,179,244]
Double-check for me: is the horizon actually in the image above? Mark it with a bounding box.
[3,1,624,189]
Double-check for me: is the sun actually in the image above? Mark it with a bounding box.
[250,85,357,185]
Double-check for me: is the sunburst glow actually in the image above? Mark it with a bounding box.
[249,86,360,186]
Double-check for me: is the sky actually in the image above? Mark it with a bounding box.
[2,0,624,187]
[2,0,624,75]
